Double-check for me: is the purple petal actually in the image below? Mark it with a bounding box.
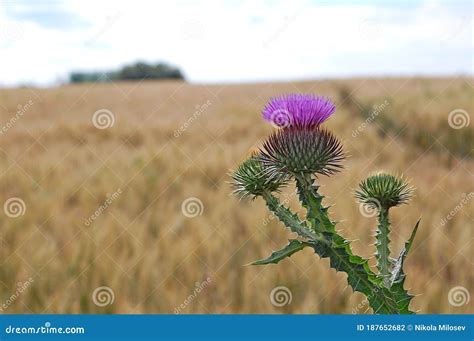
[262,94,336,128]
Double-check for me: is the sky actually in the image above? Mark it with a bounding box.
[0,0,472,86]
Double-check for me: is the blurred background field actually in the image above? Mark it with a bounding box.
[0,76,472,313]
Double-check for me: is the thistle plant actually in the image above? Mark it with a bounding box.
[230,94,421,314]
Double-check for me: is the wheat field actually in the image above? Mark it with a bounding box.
[0,77,472,314]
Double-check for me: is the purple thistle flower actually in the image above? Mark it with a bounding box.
[262,94,336,128]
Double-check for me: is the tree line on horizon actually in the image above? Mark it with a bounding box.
[69,61,185,83]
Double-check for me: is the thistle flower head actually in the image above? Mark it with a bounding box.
[262,94,336,128]
[230,156,287,199]
[259,127,345,178]
[355,173,414,210]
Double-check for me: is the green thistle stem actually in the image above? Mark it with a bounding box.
[260,178,411,314]
[295,174,333,234]
[262,191,321,241]
[376,207,392,287]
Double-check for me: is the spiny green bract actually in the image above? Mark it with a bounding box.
[230,156,287,199]
[355,173,414,209]
[259,128,345,178]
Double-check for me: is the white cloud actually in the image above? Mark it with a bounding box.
[0,0,471,86]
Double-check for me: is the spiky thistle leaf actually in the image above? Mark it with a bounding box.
[250,239,311,265]
[390,219,420,286]
[388,219,420,314]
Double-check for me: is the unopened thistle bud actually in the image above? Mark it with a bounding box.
[230,156,288,199]
[355,173,414,210]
